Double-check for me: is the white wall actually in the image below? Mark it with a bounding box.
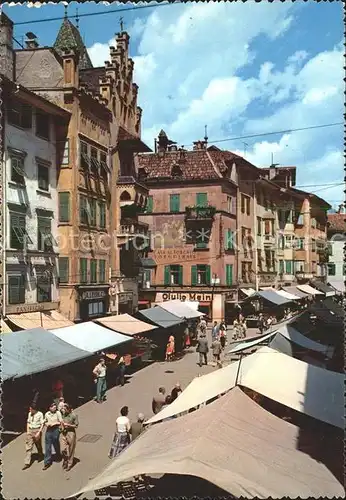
[4,111,59,307]
[327,237,345,291]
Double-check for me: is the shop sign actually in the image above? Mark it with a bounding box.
[118,292,133,304]
[81,290,107,301]
[159,292,212,302]
[6,302,58,314]
[154,248,199,263]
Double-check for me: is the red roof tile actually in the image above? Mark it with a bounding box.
[327,213,346,232]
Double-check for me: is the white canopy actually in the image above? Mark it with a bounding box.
[49,322,131,353]
[73,387,343,499]
[273,324,334,358]
[240,287,256,297]
[228,330,278,354]
[147,347,343,429]
[276,289,301,301]
[297,284,324,296]
[157,300,204,319]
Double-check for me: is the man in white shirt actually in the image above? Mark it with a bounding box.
[23,404,44,469]
[41,402,63,470]
[93,358,107,403]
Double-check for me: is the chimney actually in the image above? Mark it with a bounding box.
[0,12,14,80]
[157,129,169,153]
[337,203,345,214]
[269,163,278,180]
[168,144,178,152]
[193,140,207,151]
[25,32,39,49]
[61,48,79,88]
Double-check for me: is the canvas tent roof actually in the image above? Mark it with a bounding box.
[137,307,184,328]
[310,279,335,297]
[282,286,309,299]
[253,290,292,306]
[147,347,343,429]
[321,298,344,318]
[2,327,90,381]
[240,287,256,297]
[95,314,157,335]
[73,387,343,499]
[7,310,74,330]
[276,289,301,301]
[297,284,324,296]
[49,322,131,353]
[228,330,278,354]
[270,324,334,358]
[156,300,204,319]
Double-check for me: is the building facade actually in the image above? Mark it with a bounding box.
[2,76,70,325]
[13,17,148,319]
[326,208,345,293]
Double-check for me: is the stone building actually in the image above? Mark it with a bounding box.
[326,207,345,293]
[12,15,149,320]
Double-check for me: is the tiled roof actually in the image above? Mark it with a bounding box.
[327,213,346,232]
[54,19,93,70]
[137,149,222,180]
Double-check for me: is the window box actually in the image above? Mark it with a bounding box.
[36,110,50,140]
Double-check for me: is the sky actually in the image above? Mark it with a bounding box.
[3,1,344,208]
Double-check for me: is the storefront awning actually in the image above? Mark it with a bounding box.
[1,319,12,333]
[255,290,292,306]
[275,289,301,301]
[95,313,157,336]
[137,307,184,329]
[327,280,345,293]
[2,327,91,381]
[6,310,74,330]
[147,346,343,429]
[310,279,336,297]
[72,386,343,499]
[240,287,256,297]
[297,284,324,296]
[282,286,309,299]
[157,300,204,319]
[49,322,132,353]
[228,330,278,354]
[269,324,334,358]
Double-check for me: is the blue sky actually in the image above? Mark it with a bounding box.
[4,1,344,207]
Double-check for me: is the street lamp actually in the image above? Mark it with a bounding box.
[211,273,220,322]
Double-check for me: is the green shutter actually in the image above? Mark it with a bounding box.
[225,229,234,250]
[196,193,208,207]
[80,258,88,283]
[59,257,69,283]
[226,264,233,286]
[164,265,170,285]
[90,259,97,283]
[99,260,106,283]
[59,192,70,222]
[170,194,180,212]
[191,265,197,285]
[178,265,183,285]
[89,199,97,226]
[279,260,284,274]
[285,260,292,274]
[99,202,106,228]
[146,196,153,213]
[206,265,211,285]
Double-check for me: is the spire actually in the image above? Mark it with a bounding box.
[119,16,124,32]
[54,15,93,69]
[64,4,68,19]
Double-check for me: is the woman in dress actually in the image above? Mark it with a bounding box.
[165,335,175,361]
[219,320,227,350]
[109,406,131,459]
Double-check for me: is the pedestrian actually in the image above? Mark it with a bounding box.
[57,397,65,412]
[258,313,265,334]
[165,335,175,361]
[184,326,191,349]
[239,318,247,339]
[196,333,209,366]
[23,403,44,470]
[117,354,126,387]
[109,406,131,458]
[130,413,145,441]
[200,317,207,335]
[170,382,182,402]
[41,402,63,470]
[152,387,166,414]
[219,320,227,350]
[232,318,239,340]
[211,321,219,341]
[93,357,107,403]
[164,394,173,407]
[211,336,222,366]
[60,404,79,471]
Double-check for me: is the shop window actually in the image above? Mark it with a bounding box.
[37,274,52,303]
[191,264,210,285]
[37,162,49,191]
[90,259,97,283]
[225,264,233,286]
[164,265,183,285]
[80,258,88,284]
[37,217,54,252]
[8,99,32,129]
[10,213,32,249]
[327,263,336,276]
[99,259,106,283]
[36,110,50,140]
[99,201,106,229]
[196,193,208,207]
[10,154,26,185]
[59,192,70,223]
[170,194,180,213]
[59,257,69,283]
[8,275,25,304]
[88,301,104,317]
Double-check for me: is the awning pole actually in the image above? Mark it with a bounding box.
[235,352,243,386]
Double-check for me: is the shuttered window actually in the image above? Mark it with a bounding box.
[146,196,153,213]
[80,258,88,284]
[285,260,293,274]
[8,275,25,304]
[90,259,97,283]
[279,260,284,274]
[225,229,234,250]
[170,194,180,212]
[99,202,106,229]
[10,213,31,249]
[99,259,106,283]
[191,265,210,285]
[89,199,97,226]
[59,257,69,283]
[59,192,70,222]
[226,264,233,286]
[196,193,208,207]
[37,217,54,252]
[80,195,89,225]
[37,274,52,302]
[164,265,183,285]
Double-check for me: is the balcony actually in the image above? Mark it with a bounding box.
[185,205,216,221]
[118,176,148,210]
[258,271,277,285]
[263,235,276,247]
[295,271,315,280]
[119,219,149,237]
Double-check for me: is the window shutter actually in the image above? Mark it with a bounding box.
[206,265,211,285]
[178,265,183,285]
[170,194,180,212]
[226,264,233,286]
[146,196,153,213]
[196,193,207,207]
[279,260,284,274]
[164,265,170,285]
[285,260,292,274]
[59,257,69,283]
[59,192,70,222]
[191,265,197,285]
